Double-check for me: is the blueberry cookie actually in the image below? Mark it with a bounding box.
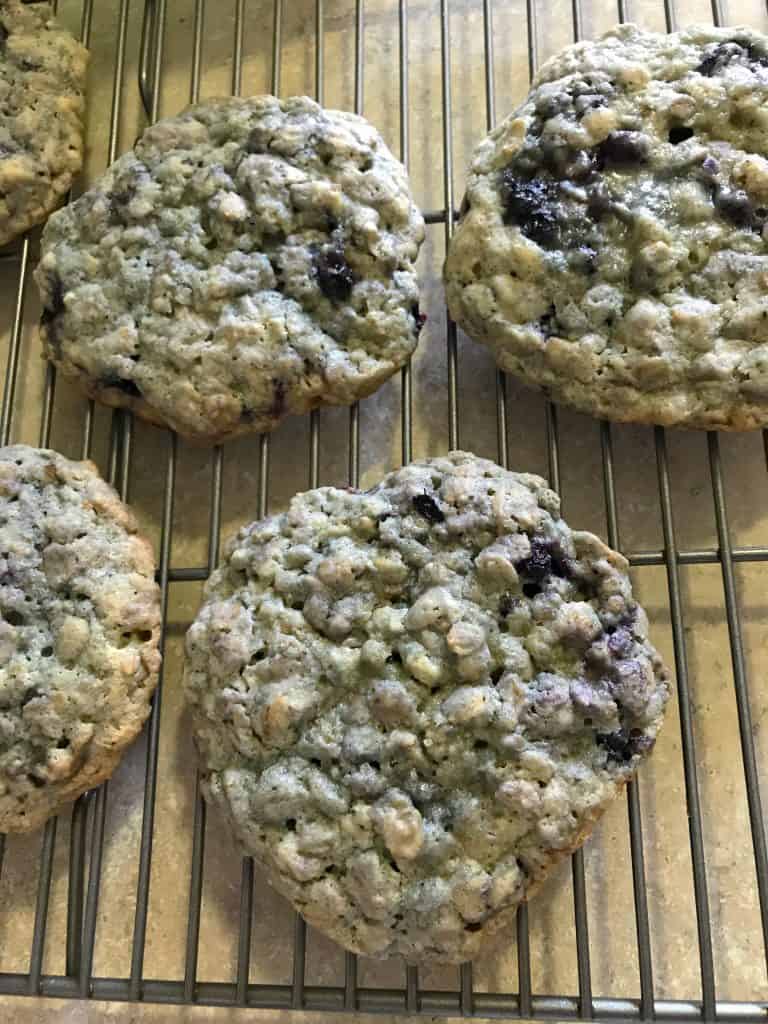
[35,96,425,444]
[184,451,668,962]
[0,446,161,834]
[0,0,88,246]
[445,24,768,430]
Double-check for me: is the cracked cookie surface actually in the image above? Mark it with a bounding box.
[0,446,161,833]
[36,95,425,443]
[184,452,668,962]
[445,24,768,429]
[0,0,87,246]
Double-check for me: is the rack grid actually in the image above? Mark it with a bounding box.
[0,0,767,1019]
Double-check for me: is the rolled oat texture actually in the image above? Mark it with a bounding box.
[184,452,669,962]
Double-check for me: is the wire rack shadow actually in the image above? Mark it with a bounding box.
[0,0,767,1020]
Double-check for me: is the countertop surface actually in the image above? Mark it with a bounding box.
[0,0,767,1021]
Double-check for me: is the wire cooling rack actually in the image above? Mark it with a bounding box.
[0,0,767,1019]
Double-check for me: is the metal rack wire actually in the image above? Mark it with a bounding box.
[0,0,767,1019]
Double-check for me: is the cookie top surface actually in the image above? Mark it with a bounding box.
[36,95,425,444]
[184,452,669,962]
[0,0,88,246]
[445,24,768,430]
[0,446,161,833]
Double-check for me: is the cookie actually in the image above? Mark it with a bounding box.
[35,95,425,444]
[0,0,88,246]
[184,451,669,962]
[0,446,161,834]
[445,24,768,430]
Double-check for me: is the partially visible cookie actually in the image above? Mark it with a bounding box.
[445,23,768,430]
[184,451,669,962]
[0,1,88,246]
[0,446,161,834]
[35,96,425,444]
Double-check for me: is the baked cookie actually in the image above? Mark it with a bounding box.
[0,0,88,246]
[0,446,161,834]
[35,96,425,444]
[184,451,668,962]
[445,24,768,430]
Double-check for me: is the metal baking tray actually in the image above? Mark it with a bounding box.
[0,0,766,1019]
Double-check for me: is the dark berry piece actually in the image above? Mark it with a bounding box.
[607,626,634,657]
[668,124,695,145]
[411,304,427,334]
[538,306,557,338]
[595,131,650,169]
[245,127,266,153]
[110,188,135,225]
[522,581,541,599]
[269,378,286,418]
[412,493,445,524]
[696,42,742,76]
[100,375,142,398]
[499,593,515,617]
[596,728,638,764]
[499,171,561,247]
[714,188,761,230]
[314,244,356,302]
[517,537,552,582]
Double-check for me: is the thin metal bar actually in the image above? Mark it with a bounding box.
[38,363,56,448]
[3,974,768,1020]
[315,0,324,100]
[81,403,94,461]
[235,858,254,1006]
[232,0,245,95]
[291,915,306,1009]
[399,0,412,469]
[440,0,458,451]
[525,0,539,80]
[271,0,282,94]
[0,238,30,446]
[460,963,473,1015]
[107,0,131,166]
[601,421,655,1020]
[27,819,58,995]
[129,434,177,998]
[572,849,593,1019]
[405,965,419,1014]
[617,0,631,22]
[0,834,5,880]
[347,0,364,488]
[309,0,320,504]
[66,796,88,976]
[78,784,108,997]
[664,0,678,32]
[138,0,157,119]
[710,0,726,25]
[183,775,207,1002]
[517,903,533,1017]
[655,426,716,1019]
[481,2,508,471]
[344,952,357,1011]
[707,433,768,968]
[190,0,204,103]
[571,0,583,41]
